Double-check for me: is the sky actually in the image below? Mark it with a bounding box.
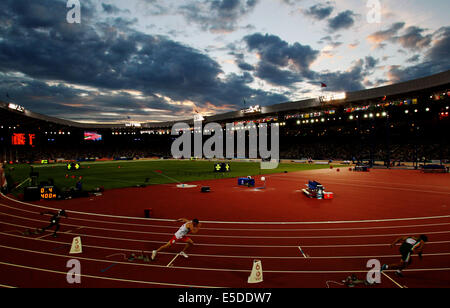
[0,0,449,123]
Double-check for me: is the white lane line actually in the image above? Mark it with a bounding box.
[1,243,449,275]
[3,193,450,225]
[1,213,450,239]
[1,232,450,260]
[2,221,450,249]
[3,202,450,232]
[0,261,223,288]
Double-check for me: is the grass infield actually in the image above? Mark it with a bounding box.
[5,159,336,193]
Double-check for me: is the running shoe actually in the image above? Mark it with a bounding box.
[180,251,189,258]
[151,250,157,261]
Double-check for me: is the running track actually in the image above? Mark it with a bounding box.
[0,168,449,288]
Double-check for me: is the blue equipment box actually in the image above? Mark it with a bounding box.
[238,178,255,186]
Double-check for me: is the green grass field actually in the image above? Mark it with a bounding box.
[5,160,335,194]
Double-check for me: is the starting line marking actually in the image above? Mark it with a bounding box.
[382,272,405,289]
[167,253,180,267]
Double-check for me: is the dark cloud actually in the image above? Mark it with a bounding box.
[364,56,379,70]
[406,55,420,63]
[395,26,433,50]
[244,33,319,86]
[238,61,255,71]
[327,10,356,32]
[303,3,334,20]
[178,0,260,33]
[387,26,450,83]
[254,62,302,86]
[316,57,381,92]
[367,22,404,49]
[0,0,290,122]
[102,3,120,14]
[367,22,432,51]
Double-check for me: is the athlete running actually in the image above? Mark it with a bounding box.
[381,234,428,277]
[39,210,68,238]
[151,218,201,260]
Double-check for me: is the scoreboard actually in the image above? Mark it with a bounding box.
[40,186,57,200]
[11,133,37,147]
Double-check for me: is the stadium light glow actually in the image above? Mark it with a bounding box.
[8,103,25,113]
[320,92,347,102]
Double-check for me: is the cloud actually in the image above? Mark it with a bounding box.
[395,26,433,50]
[244,33,319,86]
[303,3,334,21]
[315,57,381,92]
[367,22,432,51]
[327,10,356,32]
[0,0,290,122]
[387,26,450,83]
[367,22,405,48]
[178,0,260,33]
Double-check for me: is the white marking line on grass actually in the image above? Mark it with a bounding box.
[382,272,404,288]
[3,193,450,225]
[2,201,450,232]
[167,254,180,267]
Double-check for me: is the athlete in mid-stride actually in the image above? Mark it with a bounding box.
[39,210,68,238]
[151,218,201,260]
[381,234,428,277]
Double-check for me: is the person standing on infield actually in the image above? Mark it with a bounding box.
[152,218,201,260]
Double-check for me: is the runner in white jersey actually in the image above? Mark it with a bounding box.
[151,218,201,261]
[381,234,428,277]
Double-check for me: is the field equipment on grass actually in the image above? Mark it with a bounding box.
[302,181,334,200]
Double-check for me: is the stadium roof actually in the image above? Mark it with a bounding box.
[1,70,449,130]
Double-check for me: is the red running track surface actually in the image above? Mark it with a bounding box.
[0,168,449,288]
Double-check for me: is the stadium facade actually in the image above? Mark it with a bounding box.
[1,70,449,164]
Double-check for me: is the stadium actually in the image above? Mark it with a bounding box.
[1,0,450,295]
[0,70,449,289]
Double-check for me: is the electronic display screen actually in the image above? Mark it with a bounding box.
[84,132,102,141]
[40,186,56,200]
